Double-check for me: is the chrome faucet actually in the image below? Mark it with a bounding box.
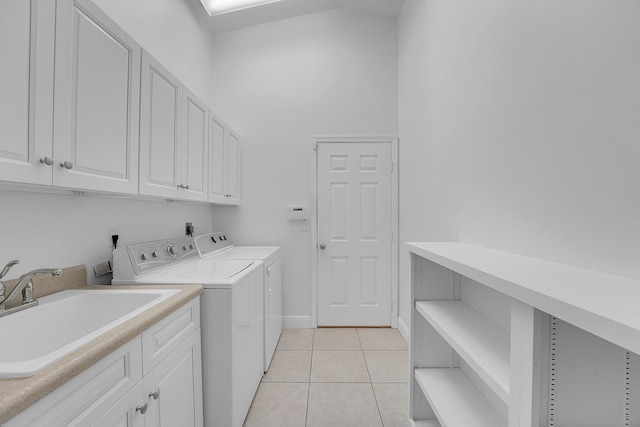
[0,260,62,317]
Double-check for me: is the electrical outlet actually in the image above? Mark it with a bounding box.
[93,260,113,276]
[186,222,194,237]
[108,227,119,247]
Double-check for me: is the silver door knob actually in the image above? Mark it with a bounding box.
[59,160,74,169]
[136,403,148,414]
[319,243,326,250]
[40,156,54,166]
[149,388,160,400]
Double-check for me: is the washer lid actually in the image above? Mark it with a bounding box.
[142,259,258,286]
[203,246,281,261]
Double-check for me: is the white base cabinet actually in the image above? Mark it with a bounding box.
[5,298,202,427]
[408,242,640,427]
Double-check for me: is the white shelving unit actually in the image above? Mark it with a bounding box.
[408,242,640,427]
[416,300,510,403]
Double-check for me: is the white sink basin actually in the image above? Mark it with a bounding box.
[0,288,179,379]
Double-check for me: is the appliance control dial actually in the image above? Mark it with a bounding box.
[141,253,148,261]
[151,251,159,258]
[167,245,177,257]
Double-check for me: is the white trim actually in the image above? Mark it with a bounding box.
[310,135,399,328]
[283,315,314,329]
[397,315,410,344]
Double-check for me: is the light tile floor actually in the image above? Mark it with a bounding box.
[243,328,408,427]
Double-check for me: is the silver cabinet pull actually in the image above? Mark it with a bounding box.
[319,243,326,250]
[149,388,160,400]
[177,184,191,190]
[39,156,54,166]
[136,403,148,414]
[59,160,74,169]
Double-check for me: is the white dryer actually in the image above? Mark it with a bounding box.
[195,232,282,372]
[112,236,263,427]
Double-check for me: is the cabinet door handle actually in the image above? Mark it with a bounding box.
[136,403,148,414]
[39,156,54,166]
[59,160,74,169]
[149,388,160,400]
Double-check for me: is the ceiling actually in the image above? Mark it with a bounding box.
[198,0,405,33]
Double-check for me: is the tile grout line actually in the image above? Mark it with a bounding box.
[305,328,315,427]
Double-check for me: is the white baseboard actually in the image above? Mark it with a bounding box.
[397,316,409,344]
[283,315,313,329]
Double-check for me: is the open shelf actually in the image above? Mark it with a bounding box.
[407,242,640,355]
[415,300,510,404]
[415,368,507,427]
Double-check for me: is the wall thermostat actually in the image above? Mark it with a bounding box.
[288,206,308,221]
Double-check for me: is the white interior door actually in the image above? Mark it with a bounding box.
[317,142,392,326]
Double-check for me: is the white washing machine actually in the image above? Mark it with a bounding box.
[112,236,263,427]
[195,232,282,372]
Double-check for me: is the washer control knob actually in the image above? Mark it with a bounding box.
[167,245,177,257]
[183,245,188,251]
[190,244,194,250]
[141,253,148,261]
[151,251,159,258]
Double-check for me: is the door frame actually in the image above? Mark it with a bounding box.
[310,135,399,328]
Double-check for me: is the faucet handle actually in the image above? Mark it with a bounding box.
[0,260,19,280]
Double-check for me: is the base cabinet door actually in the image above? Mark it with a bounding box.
[91,382,145,427]
[144,328,203,427]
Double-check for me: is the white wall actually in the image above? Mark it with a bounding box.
[398,0,640,328]
[0,0,216,283]
[93,0,216,106]
[208,9,398,325]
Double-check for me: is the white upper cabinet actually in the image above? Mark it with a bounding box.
[225,129,240,204]
[207,113,226,203]
[1,0,237,205]
[52,0,140,193]
[181,88,208,202]
[139,50,209,201]
[0,0,55,185]
[139,50,182,199]
[207,112,240,205]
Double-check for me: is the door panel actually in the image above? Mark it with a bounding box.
[225,130,240,202]
[317,142,392,326]
[208,113,226,202]
[139,50,181,197]
[182,89,208,201]
[0,0,55,185]
[53,0,140,192]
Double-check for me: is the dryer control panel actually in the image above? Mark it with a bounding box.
[195,232,233,256]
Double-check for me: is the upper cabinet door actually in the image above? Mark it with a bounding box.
[207,112,226,203]
[0,0,55,185]
[139,50,182,198]
[181,89,208,202]
[52,0,140,194]
[225,129,240,204]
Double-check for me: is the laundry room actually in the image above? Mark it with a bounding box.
[1,0,639,426]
